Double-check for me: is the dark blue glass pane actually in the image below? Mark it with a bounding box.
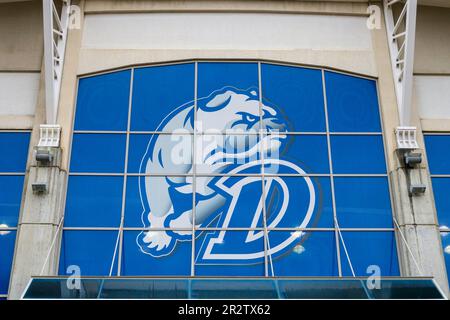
[331,135,386,174]
[0,176,24,227]
[74,70,131,131]
[64,176,123,227]
[121,231,191,276]
[198,62,258,99]
[431,178,450,229]
[128,134,192,174]
[334,177,393,228]
[340,231,399,276]
[266,177,333,229]
[264,134,329,174]
[261,64,325,132]
[70,134,126,173]
[441,233,450,284]
[197,64,260,134]
[0,231,16,295]
[59,231,118,276]
[195,176,263,228]
[0,132,30,172]
[424,135,450,175]
[195,230,265,276]
[131,63,195,132]
[268,231,338,276]
[125,176,193,228]
[325,71,381,132]
[191,279,278,299]
[197,135,261,174]
[124,176,144,228]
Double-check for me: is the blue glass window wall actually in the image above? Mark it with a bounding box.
[424,134,450,286]
[60,62,398,278]
[0,131,30,296]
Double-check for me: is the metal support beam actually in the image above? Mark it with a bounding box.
[384,0,418,148]
[43,0,71,125]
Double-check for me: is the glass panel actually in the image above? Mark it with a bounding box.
[340,231,400,276]
[196,134,262,174]
[23,278,102,299]
[122,231,192,276]
[0,231,16,295]
[263,134,329,174]
[195,176,263,228]
[64,176,123,228]
[131,63,195,132]
[59,231,119,276]
[128,134,192,174]
[0,176,24,227]
[195,230,265,276]
[363,279,445,299]
[424,135,450,175]
[268,231,338,276]
[325,71,381,132]
[278,279,367,299]
[197,63,260,134]
[100,279,189,299]
[124,176,145,228]
[261,63,326,132]
[334,177,393,228]
[191,279,278,299]
[74,70,131,131]
[331,135,386,174]
[431,178,450,229]
[441,232,450,285]
[70,133,126,173]
[197,62,259,100]
[265,177,333,229]
[0,132,30,172]
[127,176,193,229]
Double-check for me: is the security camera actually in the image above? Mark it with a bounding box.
[404,152,422,168]
[409,184,426,196]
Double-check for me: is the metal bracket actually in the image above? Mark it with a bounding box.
[43,0,71,125]
[384,0,417,128]
[38,124,61,148]
[396,126,419,150]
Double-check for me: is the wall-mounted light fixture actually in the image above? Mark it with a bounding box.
[404,151,422,169]
[35,149,54,164]
[409,184,426,196]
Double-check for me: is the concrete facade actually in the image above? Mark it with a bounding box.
[1,0,449,299]
[0,0,43,71]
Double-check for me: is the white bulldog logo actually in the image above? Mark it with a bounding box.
[137,87,315,261]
